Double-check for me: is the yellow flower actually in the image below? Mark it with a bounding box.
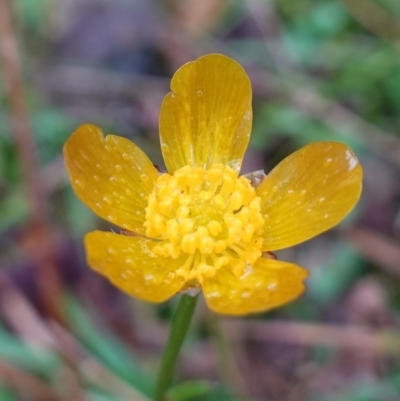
[64,54,362,315]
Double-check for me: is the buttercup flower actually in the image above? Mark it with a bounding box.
[64,54,362,315]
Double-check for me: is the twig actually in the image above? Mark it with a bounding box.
[221,320,400,356]
[0,0,45,220]
[0,273,56,350]
[0,361,61,401]
[50,322,151,401]
[340,0,400,44]
[287,85,400,167]
[245,0,291,72]
[208,315,249,398]
[346,227,400,278]
[0,0,62,321]
[0,273,89,400]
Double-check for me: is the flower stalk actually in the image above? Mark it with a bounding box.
[154,294,199,401]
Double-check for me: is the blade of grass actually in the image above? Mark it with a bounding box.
[64,294,154,396]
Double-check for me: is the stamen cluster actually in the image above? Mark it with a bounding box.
[144,164,264,283]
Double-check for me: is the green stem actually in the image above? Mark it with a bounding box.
[154,294,199,401]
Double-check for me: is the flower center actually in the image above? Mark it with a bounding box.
[144,164,264,284]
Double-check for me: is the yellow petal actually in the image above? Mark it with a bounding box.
[64,124,159,234]
[257,142,363,250]
[202,258,308,315]
[159,54,252,173]
[85,231,185,302]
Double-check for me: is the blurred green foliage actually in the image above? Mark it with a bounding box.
[1,0,400,400]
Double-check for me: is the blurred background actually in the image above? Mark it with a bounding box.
[0,0,400,400]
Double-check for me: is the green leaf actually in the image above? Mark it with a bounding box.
[32,109,76,164]
[168,380,213,401]
[87,389,120,401]
[0,324,60,377]
[307,242,364,305]
[251,103,363,153]
[0,191,28,232]
[0,383,18,401]
[15,0,46,33]
[64,295,154,396]
[64,186,98,236]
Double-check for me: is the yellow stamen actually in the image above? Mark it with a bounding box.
[144,164,264,284]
